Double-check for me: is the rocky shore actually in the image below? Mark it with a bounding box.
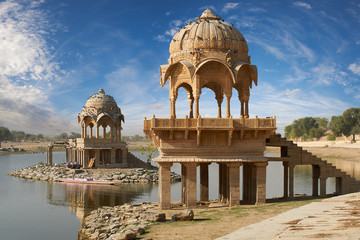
[78,202,163,240]
[78,202,194,240]
[7,163,181,183]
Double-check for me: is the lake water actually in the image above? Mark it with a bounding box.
[0,152,338,240]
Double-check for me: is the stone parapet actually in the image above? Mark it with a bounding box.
[144,116,276,131]
[76,138,127,149]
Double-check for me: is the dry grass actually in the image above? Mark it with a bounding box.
[141,199,319,240]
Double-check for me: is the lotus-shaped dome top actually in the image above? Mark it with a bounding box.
[169,9,248,56]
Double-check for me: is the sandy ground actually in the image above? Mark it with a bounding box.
[296,139,360,149]
[142,199,320,240]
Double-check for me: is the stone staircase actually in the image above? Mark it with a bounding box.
[126,152,156,169]
[266,134,360,195]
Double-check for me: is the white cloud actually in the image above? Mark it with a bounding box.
[248,36,286,61]
[104,65,170,135]
[222,3,239,13]
[154,35,167,42]
[0,0,71,134]
[230,15,258,28]
[348,62,360,75]
[356,41,360,45]
[165,28,178,36]
[293,2,312,9]
[250,82,349,134]
[165,11,171,16]
[248,8,266,13]
[311,62,348,86]
[164,19,182,37]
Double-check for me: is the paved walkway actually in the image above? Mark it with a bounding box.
[217,193,360,240]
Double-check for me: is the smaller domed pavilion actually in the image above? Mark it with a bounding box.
[64,89,130,168]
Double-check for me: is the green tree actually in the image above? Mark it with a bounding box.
[329,108,360,140]
[329,115,345,137]
[55,132,68,141]
[37,134,45,141]
[11,130,25,142]
[315,117,329,129]
[0,126,11,141]
[140,143,157,165]
[69,132,81,139]
[284,125,292,139]
[285,117,328,140]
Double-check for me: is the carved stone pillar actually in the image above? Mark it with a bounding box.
[219,163,229,202]
[96,126,99,138]
[240,100,244,118]
[170,97,176,118]
[89,127,93,138]
[184,163,197,209]
[255,162,267,204]
[81,124,84,138]
[181,164,187,205]
[312,165,320,197]
[188,96,194,118]
[110,149,116,165]
[216,97,223,119]
[200,163,209,202]
[283,162,288,198]
[225,96,231,118]
[194,96,200,118]
[289,164,295,198]
[227,163,242,206]
[245,100,249,118]
[47,146,53,165]
[335,177,342,195]
[158,162,173,210]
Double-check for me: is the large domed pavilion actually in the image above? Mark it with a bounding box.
[161,9,257,119]
[144,9,277,209]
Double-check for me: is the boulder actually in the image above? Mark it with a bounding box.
[171,209,194,221]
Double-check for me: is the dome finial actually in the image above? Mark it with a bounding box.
[99,88,105,94]
[197,9,221,20]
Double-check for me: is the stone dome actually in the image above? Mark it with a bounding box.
[85,89,118,109]
[78,89,124,123]
[169,9,248,56]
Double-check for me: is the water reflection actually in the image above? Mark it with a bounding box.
[46,182,154,219]
[45,151,353,222]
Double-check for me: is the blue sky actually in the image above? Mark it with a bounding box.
[0,0,359,136]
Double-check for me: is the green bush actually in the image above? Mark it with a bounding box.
[327,134,336,141]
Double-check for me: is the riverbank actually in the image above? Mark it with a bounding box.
[78,197,322,240]
[0,140,150,154]
[7,164,181,184]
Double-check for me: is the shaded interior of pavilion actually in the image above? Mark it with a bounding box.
[158,160,341,209]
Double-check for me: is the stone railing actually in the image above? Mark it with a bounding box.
[144,116,276,131]
[76,138,121,148]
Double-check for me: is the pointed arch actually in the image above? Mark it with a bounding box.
[194,59,235,85]
[160,60,195,87]
[234,63,258,88]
